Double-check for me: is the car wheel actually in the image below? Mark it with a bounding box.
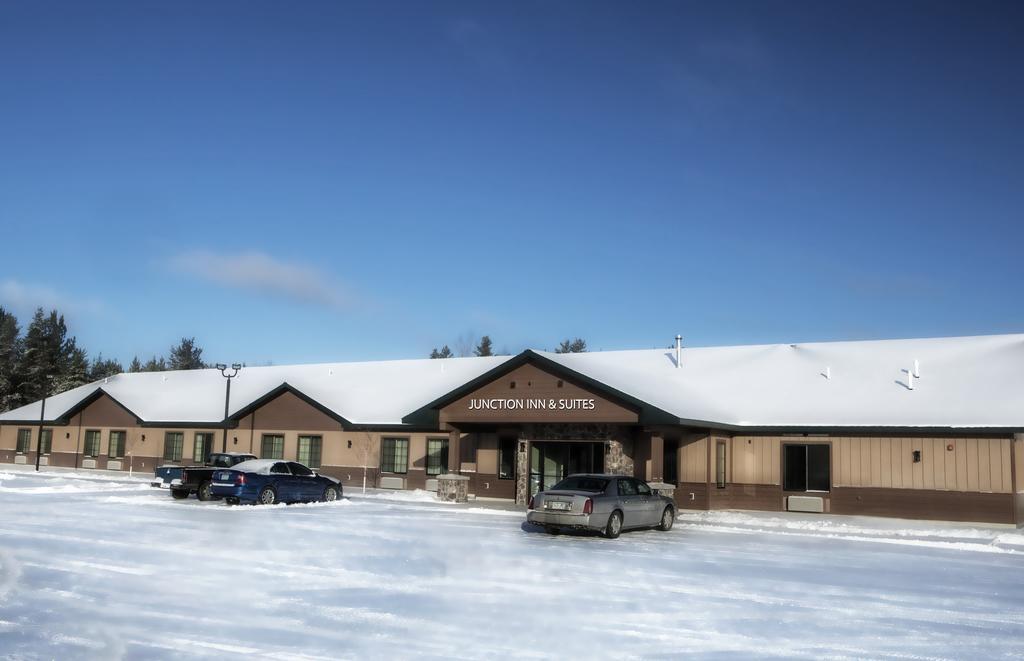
[544,526,560,535]
[170,488,189,500]
[657,506,675,531]
[322,486,339,502]
[258,486,277,505]
[197,481,213,502]
[604,511,623,539]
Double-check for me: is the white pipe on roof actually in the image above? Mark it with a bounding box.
[913,359,920,378]
[675,335,682,368]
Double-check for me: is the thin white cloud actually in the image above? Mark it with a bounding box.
[0,279,103,316]
[167,250,350,309]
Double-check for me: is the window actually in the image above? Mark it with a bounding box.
[288,462,314,476]
[270,462,291,475]
[108,431,126,459]
[163,432,183,461]
[426,437,448,476]
[635,479,652,496]
[193,432,214,463]
[716,441,727,488]
[498,437,517,480]
[297,435,322,468]
[617,478,638,496]
[380,437,409,474]
[262,434,284,460]
[40,429,52,455]
[783,444,831,492]
[16,429,31,454]
[84,430,102,458]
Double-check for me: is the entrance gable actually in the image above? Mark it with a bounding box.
[70,391,140,428]
[233,388,342,432]
[439,363,639,425]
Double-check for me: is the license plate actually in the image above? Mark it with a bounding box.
[547,501,571,511]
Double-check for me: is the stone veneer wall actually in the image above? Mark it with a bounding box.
[605,438,634,476]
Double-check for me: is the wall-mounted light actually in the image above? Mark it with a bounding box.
[141,434,146,442]
[912,450,921,463]
[347,440,352,448]
[66,432,70,439]
[233,437,238,445]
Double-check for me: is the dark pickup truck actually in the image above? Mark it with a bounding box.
[152,452,257,501]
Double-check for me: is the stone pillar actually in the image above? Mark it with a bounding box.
[515,439,530,506]
[447,429,461,474]
[649,434,664,483]
[436,474,470,503]
[605,439,634,476]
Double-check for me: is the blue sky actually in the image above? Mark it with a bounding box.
[1,1,1022,366]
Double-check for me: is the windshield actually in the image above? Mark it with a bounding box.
[551,476,608,493]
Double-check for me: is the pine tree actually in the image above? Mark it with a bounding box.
[474,335,494,357]
[18,308,73,400]
[143,356,167,372]
[0,307,23,411]
[430,345,454,359]
[89,354,123,381]
[55,343,90,392]
[168,337,205,370]
[129,356,143,373]
[555,338,587,353]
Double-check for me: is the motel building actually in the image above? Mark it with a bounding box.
[1,333,1023,526]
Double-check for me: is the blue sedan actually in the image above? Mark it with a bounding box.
[211,459,342,505]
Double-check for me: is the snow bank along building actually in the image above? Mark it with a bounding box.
[1,333,1022,525]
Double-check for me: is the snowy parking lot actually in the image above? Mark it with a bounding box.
[1,467,1023,660]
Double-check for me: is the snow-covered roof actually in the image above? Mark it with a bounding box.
[1,333,1022,430]
[541,333,1024,429]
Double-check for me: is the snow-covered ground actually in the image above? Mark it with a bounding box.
[1,466,1023,660]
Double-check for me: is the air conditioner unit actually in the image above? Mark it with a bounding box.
[82,459,97,469]
[379,476,405,490]
[787,495,824,513]
[425,478,439,492]
[14,455,26,465]
[107,460,122,471]
[39,457,48,466]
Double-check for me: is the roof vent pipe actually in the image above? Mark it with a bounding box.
[825,366,830,380]
[675,335,682,369]
[908,370,915,390]
[913,359,920,379]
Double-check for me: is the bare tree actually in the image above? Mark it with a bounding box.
[353,431,377,494]
[454,331,476,358]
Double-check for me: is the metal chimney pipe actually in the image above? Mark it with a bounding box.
[913,359,920,379]
[675,335,682,368]
[908,370,915,390]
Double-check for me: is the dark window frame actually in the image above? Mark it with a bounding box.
[425,437,448,476]
[261,434,285,460]
[193,432,213,464]
[782,443,831,493]
[498,437,517,480]
[163,431,183,462]
[16,428,31,454]
[297,435,322,469]
[380,437,409,475]
[84,429,103,458]
[108,430,127,459]
[715,441,727,489]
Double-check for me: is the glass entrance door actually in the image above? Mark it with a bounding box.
[529,442,606,496]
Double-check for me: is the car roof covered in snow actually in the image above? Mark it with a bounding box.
[228,459,290,475]
[1,333,1022,430]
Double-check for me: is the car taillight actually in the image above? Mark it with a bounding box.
[528,495,535,510]
[583,497,593,515]
[235,474,245,486]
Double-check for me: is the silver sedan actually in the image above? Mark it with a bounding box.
[526,474,675,538]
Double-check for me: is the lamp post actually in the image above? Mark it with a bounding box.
[34,390,47,472]
[216,363,241,453]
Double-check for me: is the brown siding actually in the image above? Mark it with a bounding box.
[676,482,708,510]
[79,394,138,429]
[831,487,1014,524]
[439,363,639,425]
[730,436,780,485]
[679,435,707,483]
[709,483,782,511]
[239,391,340,431]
